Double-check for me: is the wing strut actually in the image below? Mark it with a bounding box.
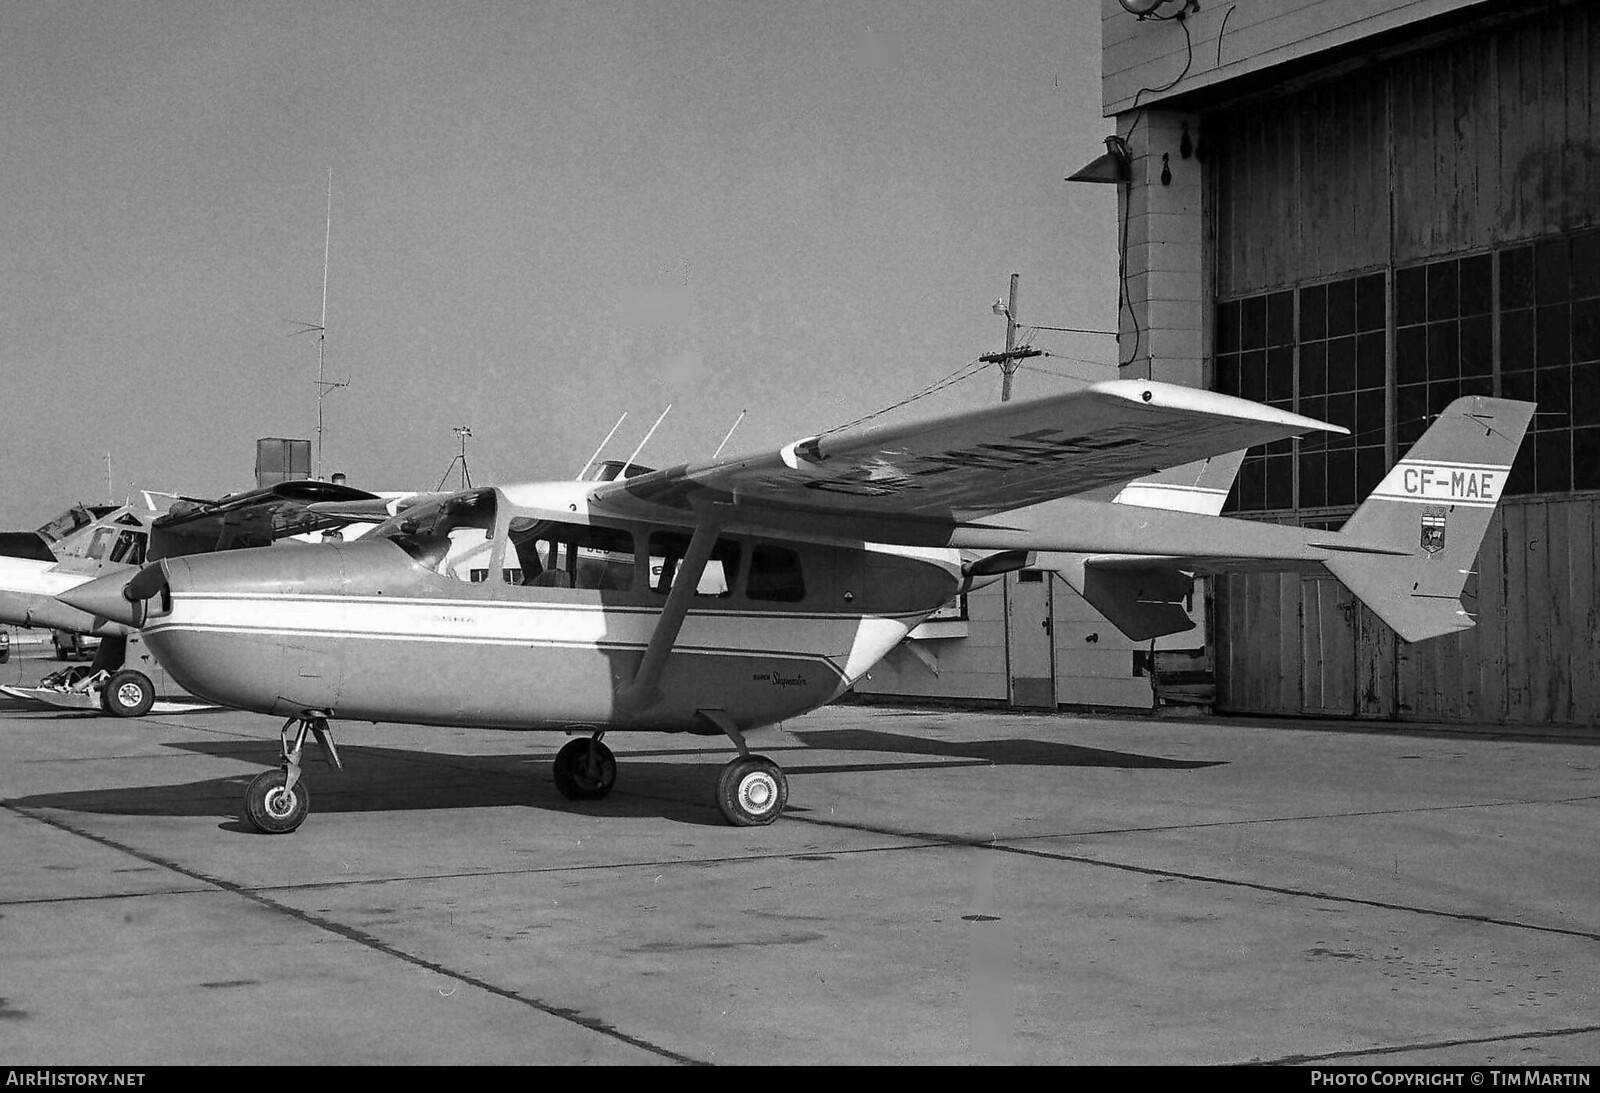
[615,511,724,716]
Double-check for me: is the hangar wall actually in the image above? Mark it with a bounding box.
[1102,0,1597,726]
[1216,499,1600,723]
[854,582,1010,703]
[1103,0,1491,115]
[862,1,1596,724]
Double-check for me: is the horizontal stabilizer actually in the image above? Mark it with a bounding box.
[1044,555,1195,641]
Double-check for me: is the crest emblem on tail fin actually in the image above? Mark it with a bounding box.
[1420,508,1447,554]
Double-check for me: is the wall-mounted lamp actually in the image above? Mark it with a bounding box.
[1066,136,1132,185]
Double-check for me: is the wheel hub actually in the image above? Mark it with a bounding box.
[739,772,776,813]
[264,787,298,820]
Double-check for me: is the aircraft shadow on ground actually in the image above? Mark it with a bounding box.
[5,738,734,828]
[786,728,1224,772]
[3,724,1222,830]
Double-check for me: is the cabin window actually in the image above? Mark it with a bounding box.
[36,505,96,544]
[108,530,146,566]
[509,521,636,590]
[87,527,116,561]
[469,568,524,584]
[648,532,740,598]
[746,544,805,602]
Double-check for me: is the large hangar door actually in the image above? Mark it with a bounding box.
[1300,578,1357,716]
[1299,576,1397,719]
[1206,4,1600,726]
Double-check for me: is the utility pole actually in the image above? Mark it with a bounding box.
[981,273,1042,402]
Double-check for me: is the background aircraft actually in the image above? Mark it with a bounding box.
[59,382,1533,832]
[0,479,379,715]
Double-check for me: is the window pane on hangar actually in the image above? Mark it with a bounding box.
[1217,272,1385,514]
[1220,231,1600,513]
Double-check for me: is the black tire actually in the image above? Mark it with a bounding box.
[245,769,310,834]
[102,670,156,718]
[715,754,788,827]
[552,738,616,801]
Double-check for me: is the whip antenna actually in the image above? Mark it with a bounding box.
[577,411,629,478]
[620,405,672,480]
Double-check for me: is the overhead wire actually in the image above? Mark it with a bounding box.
[817,357,992,437]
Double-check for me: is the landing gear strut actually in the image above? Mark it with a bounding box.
[553,734,617,801]
[244,712,342,834]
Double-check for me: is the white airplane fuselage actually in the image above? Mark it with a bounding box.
[133,483,962,734]
[0,552,136,635]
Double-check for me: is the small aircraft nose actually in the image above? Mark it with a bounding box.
[55,563,166,628]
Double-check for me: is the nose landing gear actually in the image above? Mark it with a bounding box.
[243,712,342,834]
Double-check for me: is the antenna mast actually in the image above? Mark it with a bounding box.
[310,168,347,479]
[437,426,474,491]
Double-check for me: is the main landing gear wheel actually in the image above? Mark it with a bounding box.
[101,670,156,718]
[245,769,310,834]
[553,738,617,801]
[716,755,788,827]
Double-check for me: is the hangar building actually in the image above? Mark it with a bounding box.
[860,0,1597,728]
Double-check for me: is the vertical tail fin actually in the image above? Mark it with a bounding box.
[1324,396,1535,643]
[1111,449,1246,515]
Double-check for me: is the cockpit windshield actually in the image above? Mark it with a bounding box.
[35,505,97,544]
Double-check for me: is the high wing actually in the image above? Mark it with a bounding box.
[588,381,1532,644]
[152,480,381,557]
[591,380,1341,540]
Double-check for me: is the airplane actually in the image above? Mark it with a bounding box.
[0,478,383,716]
[57,381,1534,833]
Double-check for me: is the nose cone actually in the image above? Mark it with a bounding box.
[55,565,158,627]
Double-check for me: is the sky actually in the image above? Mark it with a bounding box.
[0,1,1117,529]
